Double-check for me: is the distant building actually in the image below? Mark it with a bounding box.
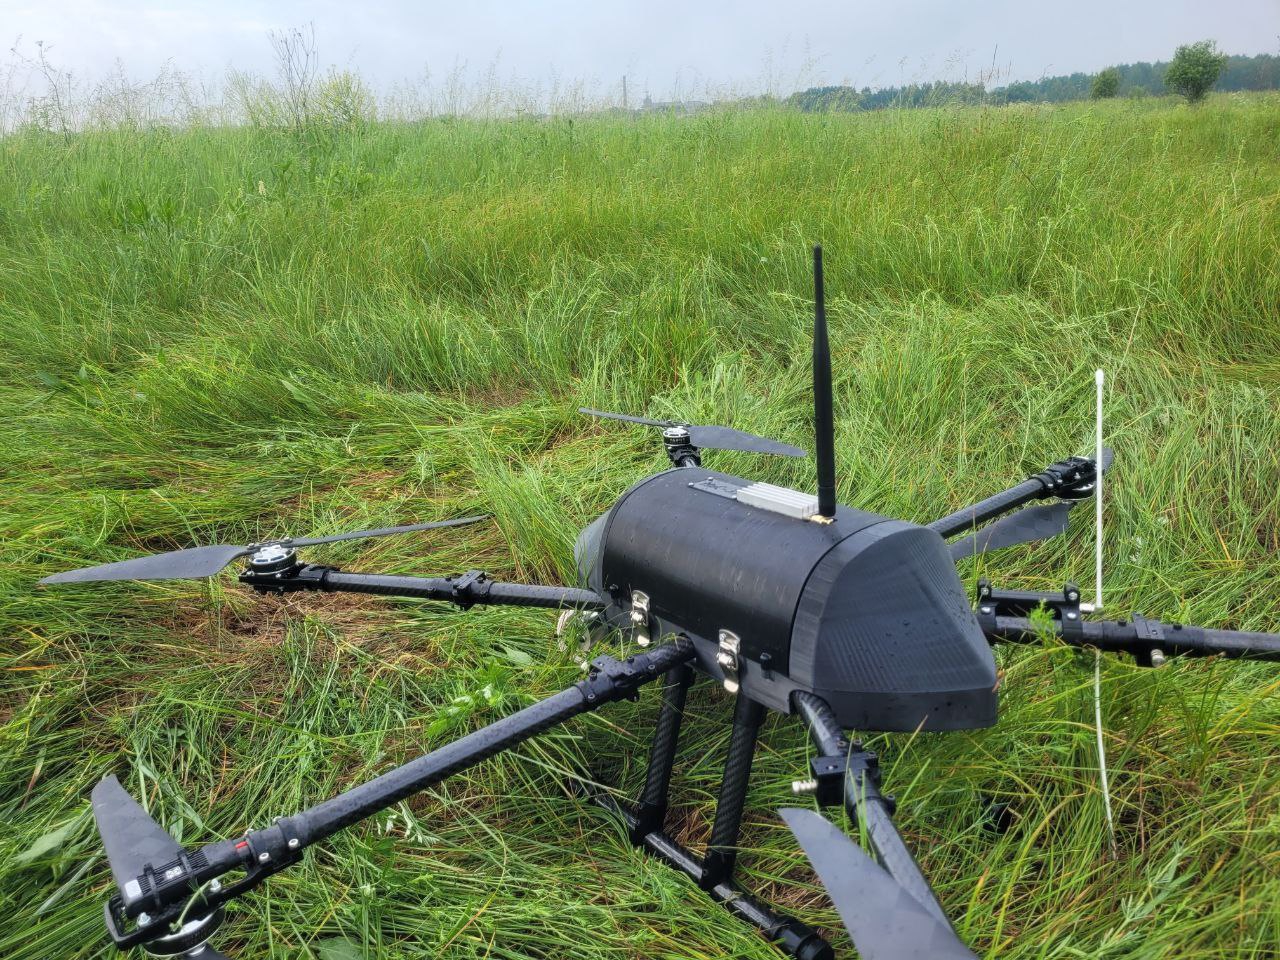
[641,94,708,114]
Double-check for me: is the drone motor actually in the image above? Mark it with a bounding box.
[246,542,299,576]
[135,907,225,958]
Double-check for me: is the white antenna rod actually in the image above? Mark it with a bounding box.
[1094,368,1104,612]
[1090,369,1117,857]
[1094,650,1118,858]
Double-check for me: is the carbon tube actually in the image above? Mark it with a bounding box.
[321,571,604,609]
[298,640,694,842]
[303,686,589,839]
[926,477,1048,540]
[792,691,952,928]
[986,616,1280,661]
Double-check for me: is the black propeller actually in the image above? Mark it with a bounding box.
[780,808,977,960]
[93,776,233,956]
[39,515,487,585]
[92,775,183,914]
[579,407,806,458]
[1097,445,1114,474]
[948,501,1074,561]
[948,446,1114,560]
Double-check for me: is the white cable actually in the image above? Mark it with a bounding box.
[1085,371,1115,856]
[1094,369,1104,612]
[1094,650,1118,858]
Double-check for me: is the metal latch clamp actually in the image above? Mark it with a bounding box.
[717,629,741,693]
[629,590,651,647]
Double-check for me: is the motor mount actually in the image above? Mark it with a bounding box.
[133,906,224,958]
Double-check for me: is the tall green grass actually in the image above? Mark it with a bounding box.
[2,95,1278,959]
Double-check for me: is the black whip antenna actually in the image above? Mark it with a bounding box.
[812,245,837,518]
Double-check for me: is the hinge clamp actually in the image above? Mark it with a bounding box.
[716,629,741,693]
[975,578,1083,641]
[629,590,651,647]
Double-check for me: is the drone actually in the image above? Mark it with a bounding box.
[42,248,1280,960]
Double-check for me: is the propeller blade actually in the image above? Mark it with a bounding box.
[40,545,251,585]
[579,407,671,428]
[948,501,1073,561]
[92,776,182,911]
[40,515,486,585]
[580,407,805,458]
[781,808,977,960]
[686,424,807,458]
[290,514,488,547]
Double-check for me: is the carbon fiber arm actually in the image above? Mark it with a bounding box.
[240,565,605,610]
[983,614,1280,662]
[101,640,695,948]
[927,455,1101,540]
[927,477,1047,540]
[791,691,953,927]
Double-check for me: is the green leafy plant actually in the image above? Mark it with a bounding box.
[1165,40,1228,103]
[1090,67,1121,99]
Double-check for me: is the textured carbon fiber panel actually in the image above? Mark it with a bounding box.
[593,467,883,669]
[576,467,995,731]
[791,522,997,731]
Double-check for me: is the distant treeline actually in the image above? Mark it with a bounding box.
[788,52,1279,111]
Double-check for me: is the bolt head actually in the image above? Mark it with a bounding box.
[287,838,300,849]
[258,851,270,864]
[1066,611,1078,620]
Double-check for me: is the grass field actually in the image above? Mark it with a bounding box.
[2,93,1279,959]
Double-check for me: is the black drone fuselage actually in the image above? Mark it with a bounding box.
[576,465,998,732]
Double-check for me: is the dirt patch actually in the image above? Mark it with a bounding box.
[153,589,441,716]
[173,588,398,649]
[0,690,20,726]
[339,469,404,492]
[459,380,535,411]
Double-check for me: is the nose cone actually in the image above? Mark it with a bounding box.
[574,513,610,590]
[790,520,998,732]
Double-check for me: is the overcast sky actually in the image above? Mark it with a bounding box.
[6,1,1279,98]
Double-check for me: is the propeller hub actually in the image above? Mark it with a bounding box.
[139,905,224,957]
[247,543,299,575]
[661,425,700,468]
